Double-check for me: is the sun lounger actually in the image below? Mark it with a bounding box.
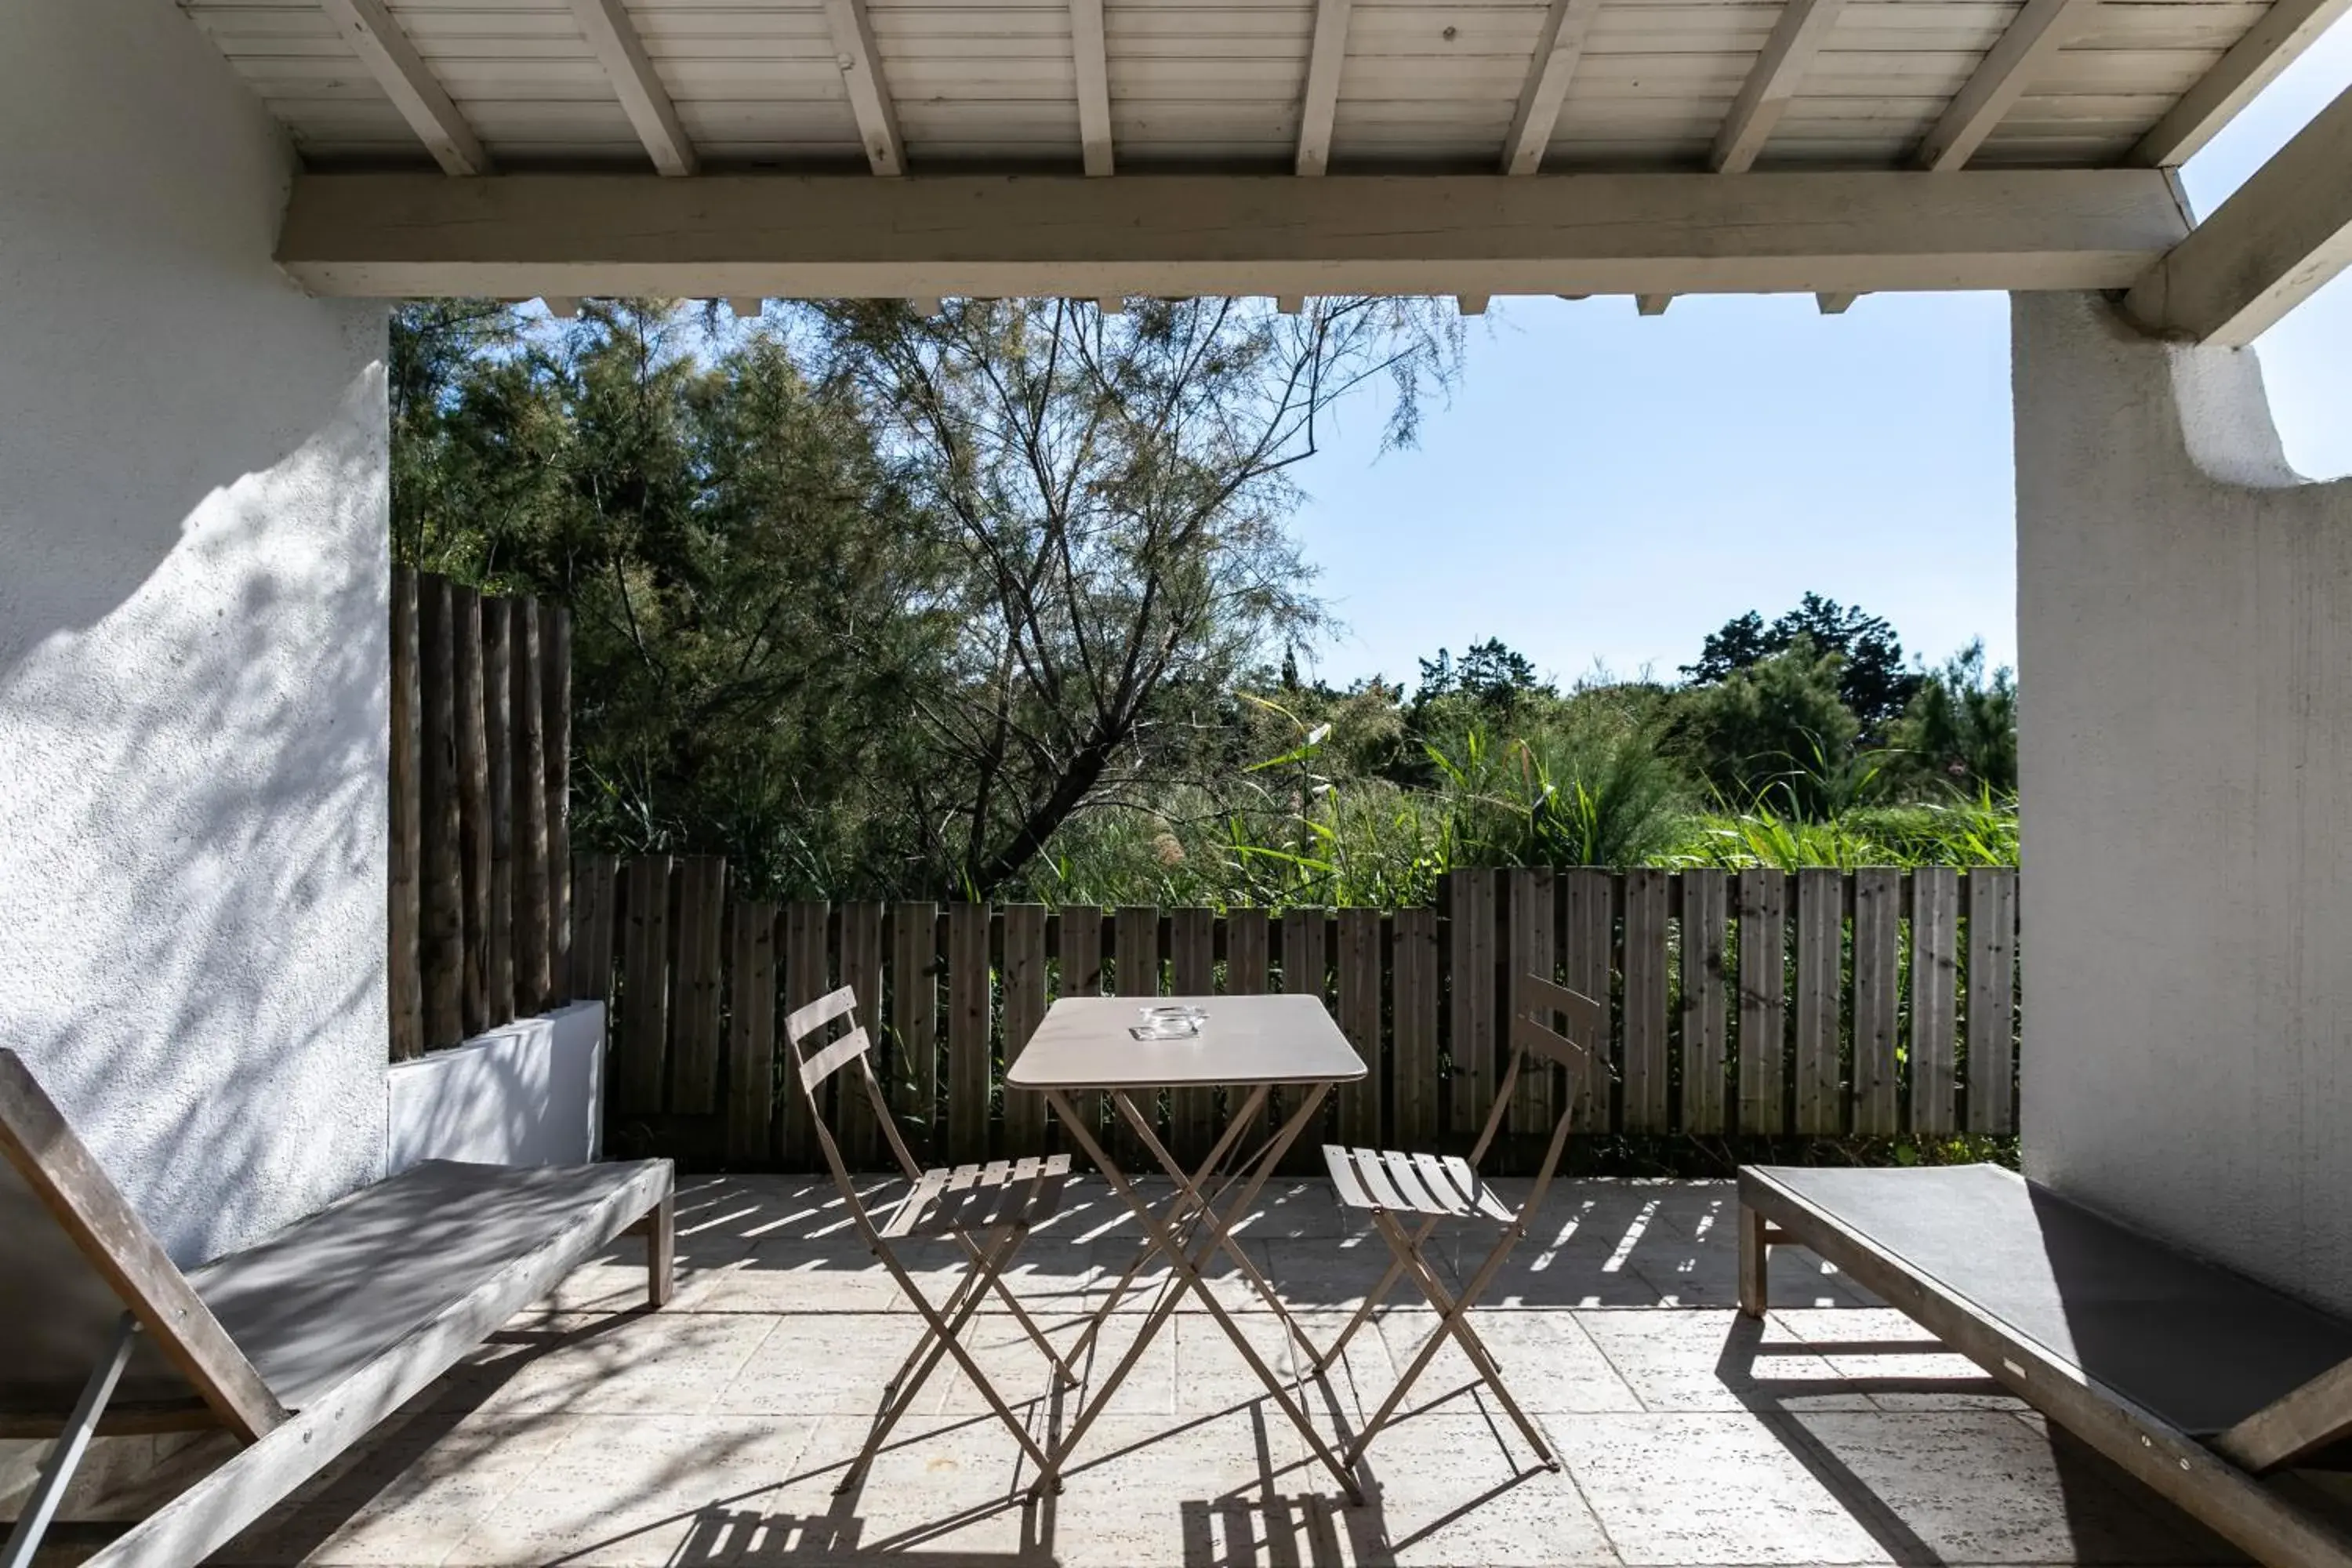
[1738,1163,2352,1568]
[0,1047,672,1568]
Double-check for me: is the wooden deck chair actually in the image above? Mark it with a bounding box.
[785,987,1078,1492]
[1318,974,1603,1472]
[1740,1163,2352,1568]
[0,1048,672,1568]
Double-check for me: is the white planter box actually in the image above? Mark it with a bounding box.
[387,1001,605,1172]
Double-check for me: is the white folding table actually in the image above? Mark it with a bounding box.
[1005,993,1367,1499]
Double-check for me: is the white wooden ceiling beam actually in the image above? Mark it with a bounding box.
[1915,0,2102,170]
[543,296,581,318]
[318,0,488,176]
[1276,295,1305,314]
[1634,293,1672,315]
[2125,78,2352,346]
[728,297,763,317]
[1501,0,1604,175]
[1097,296,1124,314]
[1294,0,1354,177]
[1069,0,1114,176]
[822,0,907,176]
[911,296,943,316]
[2131,0,2352,167]
[568,0,696,176]
[276,170,2192,299]
[1816,291,1858,313]
[1712,0,1853,173]
[1456,295,1489,315]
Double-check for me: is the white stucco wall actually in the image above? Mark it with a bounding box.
[2016,292,2352,1311]
[0,0,391,1265]
[388,1004,608,1174]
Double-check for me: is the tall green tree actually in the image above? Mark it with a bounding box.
[1684,593,1922,731]
[1893,640,2018,795]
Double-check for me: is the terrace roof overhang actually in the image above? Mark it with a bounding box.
[195,0,2352,343]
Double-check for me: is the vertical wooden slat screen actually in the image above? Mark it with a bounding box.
[1278,908,1328,1171]
[1113,906,1160,1163]
[1911,868,1962,1134]
[725,902,778,1165]
[1679,869,1729,1134]
[1966,868,2020,1134]
[388,568,423,1062]
[564,862,2026,1169]
[385,571,576,1057]
[542,604,572,998]
[781,901,830,1163]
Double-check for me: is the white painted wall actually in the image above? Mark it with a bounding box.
[0,0,391,1265]
[2016,292,2352,1311]
[388,1004,607,1173]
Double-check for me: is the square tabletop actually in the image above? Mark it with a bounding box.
[1006,994,1365,1091]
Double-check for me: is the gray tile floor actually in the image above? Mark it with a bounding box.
[216,1176,2258,1568]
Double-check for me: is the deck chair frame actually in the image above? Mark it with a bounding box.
[0,1049,672,1568]
[785,987,1076,1494]
[1319,973,1603,1472]
[1740,1167,2352,1568]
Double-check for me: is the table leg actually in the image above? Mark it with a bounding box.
[1036,1083,1363,1501]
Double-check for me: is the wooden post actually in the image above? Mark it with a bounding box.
[1679,869,1730,1134]
[948,903,993,1163]
[1446,870,1496,1143]
[482,600,514,1025]
[891,900,940,1158]
[669,856,728,1114]
[1852,867,1902,1135]
[1794,868,1842,1134]
[725,901,779,1167]
[614,855,673,1116]
[416,574,463,1051]
[541,604,572,998]
[1506,869,1557,1144]
[1334,907,1381,1149]
[452,585,489,1038]
[511,599,550,1014]
[781,901,829,1166]
[1167,907,1216,1163]
[837,900,887,1170]
[1911,867,1962,1135]
[569,853,617,1007]
[387,566,423,1062]
[1562,869,1613,1132]
[1056,905,1104,1162]
[1000,905,1051,1159]
[1966,867,2019,1134]
[1621,867,1669,1134]
[1391,908,1439,1148]
[1112,906,1160,1163]
[1737,869,1788,1135]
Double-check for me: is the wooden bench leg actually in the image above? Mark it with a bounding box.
[646,1190,675,1308]
[1738,1203,1769,1318]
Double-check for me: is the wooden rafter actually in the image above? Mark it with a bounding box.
[1295,0,1353,177]
[1915,0,2102,170]
[275,169,2193,299]
[1069,0,1113,176]
[568,0,697,176]
[1456,295,1489,315]
[2132,0,2352,166]
[2125,77,2352,346]
[1635,294,1672,316]
[728,297,763,317]
[1713,0,1852,173]
[318,0,488,176]
[1501,0,1604,175]
[822,0,907,176]
[1817,292,1858,314]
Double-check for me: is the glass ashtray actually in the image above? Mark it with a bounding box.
[1130,1004,1207,1041]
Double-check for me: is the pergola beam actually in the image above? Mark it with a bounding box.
[1069,0,1114,176]
[1916,0,2100,170]
[1501,0,1603,175]
[822,0,906,175]
[1713,0,1852,173]
[318,0,488,176]
[568,0,697,176]
[1295,0,1353,176]
[275,170,2192,299]
[2131,0,2352,167]
[2124,78,2352,346]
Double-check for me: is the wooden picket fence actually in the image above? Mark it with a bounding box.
[574,859,2021,1172]
[389,566,577,1060]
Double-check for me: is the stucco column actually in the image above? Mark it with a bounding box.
[2015,291,2352,1309]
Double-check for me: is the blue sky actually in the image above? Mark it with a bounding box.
[1290,22,2352,692]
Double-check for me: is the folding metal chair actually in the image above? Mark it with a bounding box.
[786,985,1080,1491]
[1316,973,1602,1472]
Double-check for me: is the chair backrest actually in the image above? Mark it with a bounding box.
[783,986,922,1205]
[0,1050,285,1440]
[1459,974,1605,1192]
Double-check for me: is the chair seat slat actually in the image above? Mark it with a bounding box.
[1381,1149,1463,1216]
